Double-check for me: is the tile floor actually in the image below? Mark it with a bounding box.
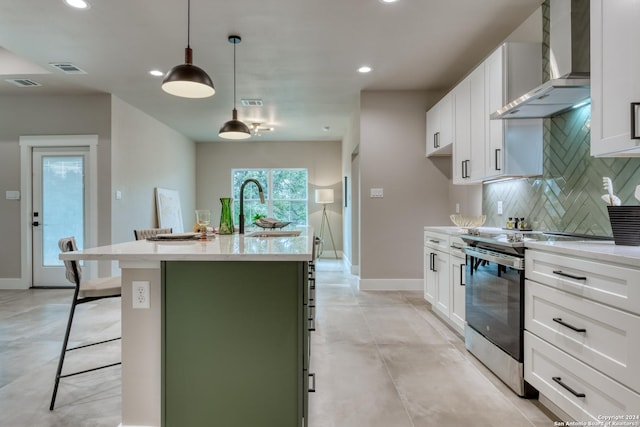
[0,259,557,426]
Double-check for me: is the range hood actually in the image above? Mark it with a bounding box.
[491,0,590,120]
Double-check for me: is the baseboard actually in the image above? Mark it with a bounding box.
[538,393,572,423]
[318,250,343,259]
[0,278,29,290]
[358,278,422,291]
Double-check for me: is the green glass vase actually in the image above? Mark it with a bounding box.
[218,197,234,234]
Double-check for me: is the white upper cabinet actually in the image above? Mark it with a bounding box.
[453,76,471,184]
[426,92,453,156]
[452,42,543,184]
[590,0,640,157]
[453,66,486,183]
[484,43,543,180]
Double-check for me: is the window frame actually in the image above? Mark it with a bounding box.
[231,168,308,226]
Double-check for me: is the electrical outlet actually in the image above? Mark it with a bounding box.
[132,281,150,309]
[497,201,503,215]
[455,203,460,214]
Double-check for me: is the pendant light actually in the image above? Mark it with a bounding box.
[161,0,215,98]
[219,35,251,140]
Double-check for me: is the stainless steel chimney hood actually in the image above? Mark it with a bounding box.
[491,0,590,120]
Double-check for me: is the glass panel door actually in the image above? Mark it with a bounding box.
[32,147,88,286]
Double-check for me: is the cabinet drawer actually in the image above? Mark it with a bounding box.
[424,231,449,252]
[525,332,640,423]
[525,249,640,315]
[525,280,640,393]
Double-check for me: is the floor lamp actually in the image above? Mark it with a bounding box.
[315,189,338,259]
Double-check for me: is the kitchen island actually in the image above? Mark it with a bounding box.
[60,227,314,427]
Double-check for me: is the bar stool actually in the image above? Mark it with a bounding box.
[133,227,172,240]
[50,236,122,410]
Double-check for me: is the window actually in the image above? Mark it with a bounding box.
[232,168,308,226]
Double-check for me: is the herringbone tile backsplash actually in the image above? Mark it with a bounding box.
[483,105,640,235]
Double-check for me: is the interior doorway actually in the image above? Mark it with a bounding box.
[350,145,360,276]
[31,147,89,286]
[19,135,98,288]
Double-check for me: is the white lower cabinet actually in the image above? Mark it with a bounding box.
[424,230,465,336]
[525,248,640,422]
[448,237,466,333]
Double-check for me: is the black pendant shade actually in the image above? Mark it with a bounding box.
[161,0,215,98]
[219,108,251,139]
[219,35,251,140]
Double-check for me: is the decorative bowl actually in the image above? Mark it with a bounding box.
[254,219,291,229]
[450,214,486,230]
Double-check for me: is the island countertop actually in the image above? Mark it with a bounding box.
[60,226,314,262]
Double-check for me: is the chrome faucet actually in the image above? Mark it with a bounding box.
[239,178,265,234]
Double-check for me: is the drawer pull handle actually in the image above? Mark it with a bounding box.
[552,317,586,333]
[552,376,585,398]
[552,270,587,281]
[631,102,640,139]
[460,263,465,286]
[429,239,440,244]
[309,372,316,392]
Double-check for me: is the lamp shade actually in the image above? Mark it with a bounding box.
[315,189,334,204]
[161,63,215,98]
[219,108,251,139]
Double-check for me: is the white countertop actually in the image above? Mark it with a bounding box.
[424,226,465,235]
[424,225,640,267]
[526,240,640,267]
[60,226,314,262]
[424,226,504,236]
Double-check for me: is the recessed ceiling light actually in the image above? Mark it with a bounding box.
[358,66,372,73]
[379,0,398,3]
[322,126,331,132]
[149,70,164,77]
[64,0,90,9]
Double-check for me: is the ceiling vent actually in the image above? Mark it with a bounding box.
[241,98,263,107]
[5,78,41,87]
[49,62,87,74]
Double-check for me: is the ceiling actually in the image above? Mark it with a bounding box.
[0,0,542,143]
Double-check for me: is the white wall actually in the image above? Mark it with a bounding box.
[358,90,455,290]
[110,96,196,245]
[195,140,343,251]
[341,106,360,270]
[0,94,111,287]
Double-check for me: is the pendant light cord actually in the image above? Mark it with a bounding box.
[187,0,191,48]
[233,41,237,109]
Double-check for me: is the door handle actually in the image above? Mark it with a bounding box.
[460,263,465,286]
[495,148,501,171]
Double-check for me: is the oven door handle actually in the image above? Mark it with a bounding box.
[464,247,524,270]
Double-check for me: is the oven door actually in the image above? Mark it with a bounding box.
[465,246,525,361]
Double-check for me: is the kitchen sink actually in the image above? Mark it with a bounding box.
[244,230,302,238]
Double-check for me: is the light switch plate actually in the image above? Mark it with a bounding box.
[115,190,122,200]
[370,188,384,198]
[5,190,20,200]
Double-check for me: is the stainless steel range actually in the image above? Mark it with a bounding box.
[460,230,611,397]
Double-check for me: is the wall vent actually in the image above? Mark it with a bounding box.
[5,78,41,87]
[49,62,87,74]
[241,98,264,107]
